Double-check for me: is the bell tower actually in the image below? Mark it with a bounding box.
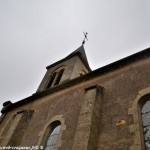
[36,45,91,92]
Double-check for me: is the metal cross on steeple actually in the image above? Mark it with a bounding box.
[82,32,88,45]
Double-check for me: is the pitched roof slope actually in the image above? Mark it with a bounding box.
[66,45,88,64]
[46,45,91,71]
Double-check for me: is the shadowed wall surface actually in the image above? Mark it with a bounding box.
[0,48,149,150]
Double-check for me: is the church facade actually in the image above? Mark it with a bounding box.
[0,45,150,150]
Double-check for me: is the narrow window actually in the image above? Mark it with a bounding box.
[46,72,57,89]
[45,122,61,150]
[1,110,33,146]
[141,100,150,149]
[54,69,64,86]
[2,112,23,137]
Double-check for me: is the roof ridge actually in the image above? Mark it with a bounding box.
[66,45,89,66]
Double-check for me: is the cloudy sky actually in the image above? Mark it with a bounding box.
[0,0,150,111]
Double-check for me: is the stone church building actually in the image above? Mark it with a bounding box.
[0,45,150,150]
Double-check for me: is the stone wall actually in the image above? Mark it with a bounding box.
[0,56,149,149]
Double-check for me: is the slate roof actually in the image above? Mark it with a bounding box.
[66,45,89,65]
[46,45,91,71]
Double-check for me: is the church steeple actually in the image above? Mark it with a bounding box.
[66,45,90,70]
[36,45,91,92]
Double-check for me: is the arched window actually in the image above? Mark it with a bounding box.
[2,112,23,137]
[46,67,65,89]
[44,121,61,150]
[47,72,57,88]
[141,99,150,149]
[0,110,34,146]
[54,69,64,86]
[128,88,150,150]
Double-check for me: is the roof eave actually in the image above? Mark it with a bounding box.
[2,47,150,113]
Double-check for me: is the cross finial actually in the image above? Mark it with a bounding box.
[82,32,88,45]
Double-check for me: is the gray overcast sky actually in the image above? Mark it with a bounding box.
[0,0,150,111]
